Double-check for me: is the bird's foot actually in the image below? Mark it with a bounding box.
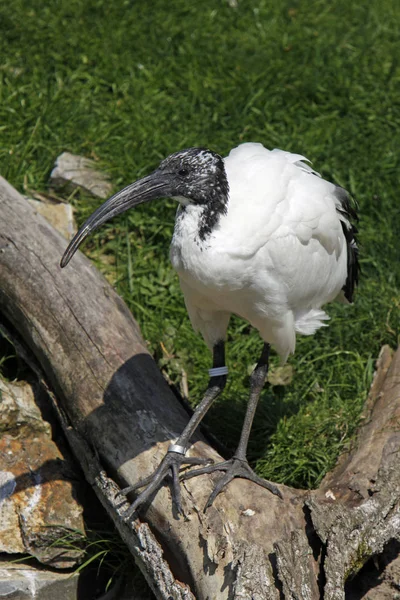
[116,449,211,520]
[181,456,282,511]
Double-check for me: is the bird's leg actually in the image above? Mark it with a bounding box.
[182,343,282,510]
[118,341,227,519]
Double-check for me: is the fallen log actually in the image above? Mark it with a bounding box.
[0,174,399,599]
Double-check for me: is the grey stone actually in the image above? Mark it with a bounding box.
[50,152,113,199]
[0,562,79,600]
[25,197,77,240]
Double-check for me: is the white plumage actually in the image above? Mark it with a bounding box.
[170,142,350,361]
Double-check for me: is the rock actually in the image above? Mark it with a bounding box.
[0,561,79,600]
[246,363,294,386]
[25,197,76,240]
[49,152,113,199]
[0,378,85,568]
[267,364,294,386]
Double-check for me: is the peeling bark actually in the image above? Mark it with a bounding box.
[0,175,399,599]
[308,345,400,600]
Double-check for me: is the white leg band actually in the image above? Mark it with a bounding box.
[168,444,187,454]
[208,366,229,377]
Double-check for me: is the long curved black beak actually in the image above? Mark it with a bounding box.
[60,171,173,268]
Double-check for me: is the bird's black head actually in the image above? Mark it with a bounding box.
[60,147,229,267]
[158,147,229,207]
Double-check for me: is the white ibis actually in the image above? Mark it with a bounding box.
[61,142,359,516]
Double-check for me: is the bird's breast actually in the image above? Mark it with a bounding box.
[170,227,221,291]
[170,206,244,294]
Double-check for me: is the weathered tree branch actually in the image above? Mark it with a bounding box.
[0,174,399,599]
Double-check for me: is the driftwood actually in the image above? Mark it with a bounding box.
[0,174,399,599]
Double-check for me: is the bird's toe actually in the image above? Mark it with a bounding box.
[182,457,282,510]
[117,450,206,520]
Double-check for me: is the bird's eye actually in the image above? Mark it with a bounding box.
[178,168,189,177]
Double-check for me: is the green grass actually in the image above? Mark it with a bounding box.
[46,526,149,597]
[7,525,150,598]
[1,0,399,493]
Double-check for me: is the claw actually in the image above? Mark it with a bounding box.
[181,459,231,480]
[116,474,155,499]
[116,451,213,520]
[182,457,282,510]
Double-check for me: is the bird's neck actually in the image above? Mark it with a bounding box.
[177,198,227,241]
[196,193,228,240]
[173,195,228,247]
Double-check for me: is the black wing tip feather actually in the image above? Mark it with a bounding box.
[335,185,359,222]
[335,186,360,303]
